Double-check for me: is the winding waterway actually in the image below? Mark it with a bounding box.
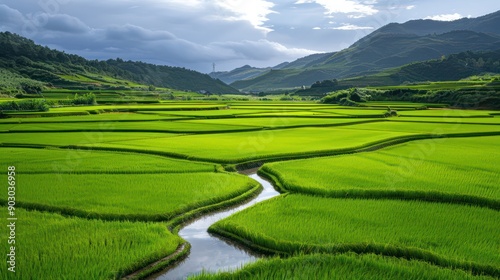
[152,173,280,280]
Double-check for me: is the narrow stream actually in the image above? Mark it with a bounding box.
[152,173,280,280]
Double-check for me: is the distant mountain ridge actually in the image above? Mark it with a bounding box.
[355,10,500,45]
[0,32,238,93]
[228,10,500,92]
[295,49,500,96]
[209,53,333,84]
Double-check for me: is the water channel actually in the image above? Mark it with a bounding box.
[152,173,280,280]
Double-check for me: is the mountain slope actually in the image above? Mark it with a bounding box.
[354,10,500,46]
[209,53,332,85]
[209,65,272,84]
[230,10,500,92]
[0,32,237,94]
[295,49,500,96]
[280,53,333,69]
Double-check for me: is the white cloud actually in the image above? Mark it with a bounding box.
[312,27,321,30]
[424,13,463,21]
[213,0,276,32]
[295,0,378,17]
[406,5,416,10]
[212,39,316,59]
[347,14,366,19]
[330,24,373,30]
[161,0,203,6]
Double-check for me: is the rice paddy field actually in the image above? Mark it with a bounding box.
[259,136,500,208]
[209,196,500,274]
[1,100,499,279]
[191,254,496,280]
[1,173,258,221]
[0,208,182,280]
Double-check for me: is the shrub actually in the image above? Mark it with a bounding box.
[72,92,97,105]
[0,99,49,111]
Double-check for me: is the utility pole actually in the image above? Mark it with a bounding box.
[212,63,216,73]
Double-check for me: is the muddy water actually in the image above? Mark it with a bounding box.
[152,173,280,280]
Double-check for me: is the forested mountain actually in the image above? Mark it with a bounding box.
[229,10,500,92]
[209,53,333,85]
[210,65,275,85]
[295,49,500,96]
[0,32,237,94]
[354,10,500,45]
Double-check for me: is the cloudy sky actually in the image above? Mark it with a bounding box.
[1,0,499,73]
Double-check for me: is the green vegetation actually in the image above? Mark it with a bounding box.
[0,99,49,112]
[231,30,500,92]
[260,136,500,208]
[331,50,500,89]
[321,77,500,110]
[334,120,500,134]
[0,98,498,279]
[397,109,496,117]
[0,32,237,94]
[2,117,498,165]
[0,131,179,146]
[1,11,499,280]
[0,147,216,173]
[0,68,45,96]
[0,113,179,123]
[181,118,380,129]
[391,117,500,125]
[0,120,261,133]
[192,253,495,280]
[77,126,414,163]
[209,195,500,276]
[0,208,181,280]
[1,173,257,221]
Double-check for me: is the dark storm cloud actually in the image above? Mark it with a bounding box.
[0,4,25,27]
[105,24,176,41]
[44,14,90,33]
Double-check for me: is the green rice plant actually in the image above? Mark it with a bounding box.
[237,111,333,117]
[209,195,500,276]
[334,121,500,134]
[0,173,258,221]
[48,104,227,113]
[3,111,90,117]
[259,136,500,208]
[0,132,178,146]
[362,101,447,108]
[0,207,181,280]
[136,109,284,117]
[84,122,500,163]
[398,110,495,118]
[181,118,381,129]
[1,121,499,165]
[310,108,388,117]
[0,120,261,133]
[228,106,332,110]
[0,113,181,123]
[191,253,495,280]
[80,127,414,163]
[0,147,216,173]
[390,117,500,125]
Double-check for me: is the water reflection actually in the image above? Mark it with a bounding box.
[153,174,280,280]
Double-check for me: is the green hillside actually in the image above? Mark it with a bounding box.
[209,53,332,85]
[230,11,500,92]
[0,32,237,95]
[296,49,500,96]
